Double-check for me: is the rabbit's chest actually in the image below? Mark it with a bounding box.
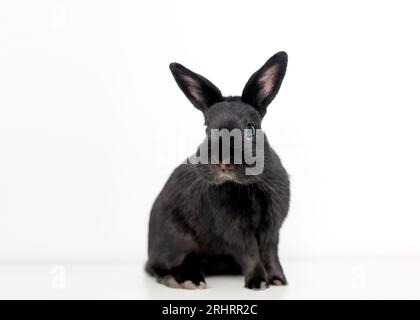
[200,186,268,238]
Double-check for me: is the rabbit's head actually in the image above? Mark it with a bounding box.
[170,52,288,185]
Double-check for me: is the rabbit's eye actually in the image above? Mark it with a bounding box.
[245,123,256,138]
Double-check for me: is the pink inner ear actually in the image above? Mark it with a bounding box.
[181,74,202,102]
[259,64,279,99]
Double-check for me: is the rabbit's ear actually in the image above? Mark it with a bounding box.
[169,63,223,112]
[241,52,288,116]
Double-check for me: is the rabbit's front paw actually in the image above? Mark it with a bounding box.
[158,268,207,290]
[245,277,269,290]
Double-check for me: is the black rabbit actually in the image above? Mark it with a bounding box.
[146,52,290,290]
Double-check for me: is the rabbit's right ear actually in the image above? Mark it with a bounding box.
[169,63,223,112]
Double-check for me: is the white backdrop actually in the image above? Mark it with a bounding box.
[1,0,420,263]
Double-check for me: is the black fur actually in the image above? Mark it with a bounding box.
[146,52,290,290]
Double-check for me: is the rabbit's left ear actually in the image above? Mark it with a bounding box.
[241,52,288,116]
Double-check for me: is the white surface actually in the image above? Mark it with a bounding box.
[1,258,419,300]
[1,0,420,299]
